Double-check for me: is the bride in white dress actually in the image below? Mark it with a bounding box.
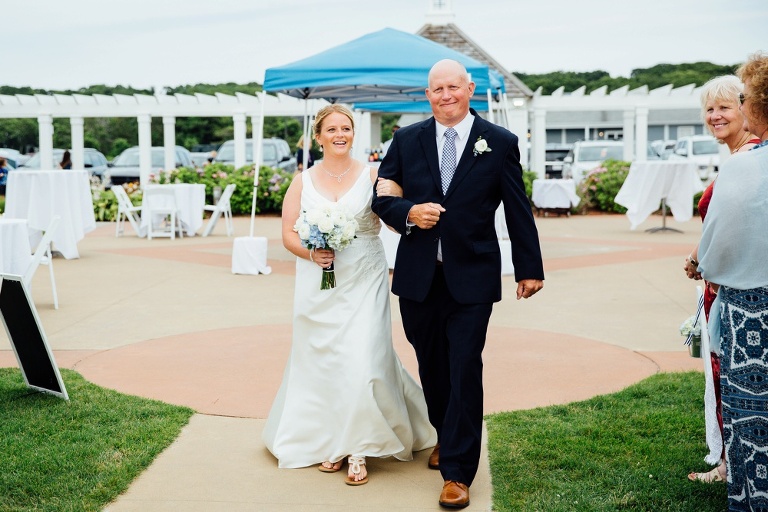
[262,105,436,485]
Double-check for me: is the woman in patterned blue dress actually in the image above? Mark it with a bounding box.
[698,51,768,511]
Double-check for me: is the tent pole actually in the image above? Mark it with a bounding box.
[502,92,511,130]
[302,99,309,171]
[249,91,266,238]
[486,89,495,124]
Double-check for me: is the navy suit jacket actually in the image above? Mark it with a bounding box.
[372,110,544,304]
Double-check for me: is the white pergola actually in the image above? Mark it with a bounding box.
[0,91,332,186]
[525,83,704,176]
[0,83,704,182]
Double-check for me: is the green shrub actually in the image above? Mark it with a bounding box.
[521,170,538,199]
[91,178,142,221]
[0,195,5,214]
[93,164,293,220]
[256,166,293,213]
[576,159,630,213]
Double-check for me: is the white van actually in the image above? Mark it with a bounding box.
[667,135,720,183]
[562,140,624,184]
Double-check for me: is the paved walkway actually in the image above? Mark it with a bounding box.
[0,212,704,511]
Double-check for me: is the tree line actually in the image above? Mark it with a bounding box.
[0,61,738,158]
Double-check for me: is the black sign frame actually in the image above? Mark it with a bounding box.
[0,274,68,400]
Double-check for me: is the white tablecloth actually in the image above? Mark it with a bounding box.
[532,179,580,209]
[614,161,704,230]
[378,219,514,275]
[141,184,206,237]
[4,170,95,259]
[0,218,32,276]
[231,236,272,275]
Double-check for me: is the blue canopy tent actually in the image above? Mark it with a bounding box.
[263,27,505,105]
[262,27,506,174]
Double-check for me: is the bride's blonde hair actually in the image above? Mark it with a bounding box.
[313,104,355,138]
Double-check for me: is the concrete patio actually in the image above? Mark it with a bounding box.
[0,211,704,511]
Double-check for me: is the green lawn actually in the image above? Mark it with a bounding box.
[1,368,725,511]
[486,371,726,511]
[0,368,193,512]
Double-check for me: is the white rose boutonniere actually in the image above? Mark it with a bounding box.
[473,136,492,157]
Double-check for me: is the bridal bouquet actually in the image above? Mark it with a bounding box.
[295,205,358,289]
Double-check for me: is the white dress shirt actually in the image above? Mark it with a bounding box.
[434,113,474,261]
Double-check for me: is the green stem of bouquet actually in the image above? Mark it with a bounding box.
[321,262,336,290]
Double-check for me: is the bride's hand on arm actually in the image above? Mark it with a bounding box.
[376,177,403,197]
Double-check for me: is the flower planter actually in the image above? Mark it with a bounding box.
[689,335,702,358]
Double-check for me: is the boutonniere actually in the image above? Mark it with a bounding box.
[473,136,492,157]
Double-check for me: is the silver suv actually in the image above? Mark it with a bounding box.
[562,140,624,184]
[214,138,297,173]
[20,148,109,178]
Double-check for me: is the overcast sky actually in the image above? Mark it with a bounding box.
[5,0,767,92]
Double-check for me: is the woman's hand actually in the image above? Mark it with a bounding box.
[684,255,702,280]
[311,248,335,269]
[376,177,403,197]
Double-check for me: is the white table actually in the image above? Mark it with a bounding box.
[0,218,32,276]
[379,218,514,275]
[614,161,704,231]
[532,179,580,213]
[4,170,95,259]
[379,221,400,269]
[141,184,206,237]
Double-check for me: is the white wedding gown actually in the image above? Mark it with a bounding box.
[262,168,436,468]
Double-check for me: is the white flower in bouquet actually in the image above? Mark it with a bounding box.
[317,215,335,234]
[296,223,311,240]
[330,209,348,226]
[342,221,357,240]
[305,208,324,226]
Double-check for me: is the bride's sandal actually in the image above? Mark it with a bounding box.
[318,460,343,473]
[345,456,368,486]
[688,467,725,483]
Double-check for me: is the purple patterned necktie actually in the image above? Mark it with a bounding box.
[440,127,457,194]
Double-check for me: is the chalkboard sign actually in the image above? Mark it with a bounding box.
[0,274,68,400]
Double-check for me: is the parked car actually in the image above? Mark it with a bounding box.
[103,146,194,187]
[19,148,109,177]
[190,151,214,168]
[214,138,297,173]
[562,140,624,183]
[645,144,663,160]
[543,143,572,179]
[667,135,720,182]
[649,139,676,159]
[0,148,22,169]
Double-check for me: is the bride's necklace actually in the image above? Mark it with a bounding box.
[322,163,352,182]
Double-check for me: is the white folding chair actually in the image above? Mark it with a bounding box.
[111,185,144,237]
[23,215,60,309]
[143,187,184,240]
[202,183,236,237]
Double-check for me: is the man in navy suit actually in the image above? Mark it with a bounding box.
[372,59,544,509]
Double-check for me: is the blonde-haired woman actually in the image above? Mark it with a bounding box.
[263,104,435,486]
[685,75,760,484]
[295,134,314,172]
